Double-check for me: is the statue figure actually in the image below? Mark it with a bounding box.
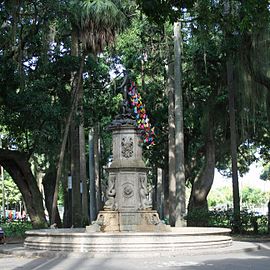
[115,71,132,115]
[104,176,117,210]
[121,76,133,115]
[108,71,137,129]
[139,175,152,210]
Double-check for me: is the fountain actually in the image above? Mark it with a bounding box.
[85,105,169,233]
[24,78,232,257]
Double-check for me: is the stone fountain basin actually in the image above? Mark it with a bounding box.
[24,227,232,257]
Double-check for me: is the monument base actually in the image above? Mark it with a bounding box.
[86,210,171,232]
[24,227,232,257]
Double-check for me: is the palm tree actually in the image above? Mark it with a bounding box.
[51,0,125,226]
[77,0,125,54]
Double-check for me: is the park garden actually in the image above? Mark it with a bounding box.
[0,0,270,239]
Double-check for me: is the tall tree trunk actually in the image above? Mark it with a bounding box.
[165,21,177,226]
[51,32,85,225]
[89,128,97,222]
[156,167,164,219]
[94,124,102,212]
[227,58,241,233]
[174,22,186,226]
[71,120,82,227]
[0,149,47,228]
[163,163,170,222]
[70,28,82,227]
[80,124,89,225]
[70,28,89,227]
[223,0,241,234]
[167,59,176,226]
[63,135,72,227]
[187,111,215,227]
[43,167,62,227]
[152,167,157,210]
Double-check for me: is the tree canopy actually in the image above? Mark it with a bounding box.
[0,0,270,228]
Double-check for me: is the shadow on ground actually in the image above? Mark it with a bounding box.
[9,246,270,270]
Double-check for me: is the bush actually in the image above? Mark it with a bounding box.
[186,208,210,227]
[208,209,233,228]
[208,209,268,234]
[0,220,32,238]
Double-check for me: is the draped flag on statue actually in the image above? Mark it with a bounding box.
[127,82,155,146]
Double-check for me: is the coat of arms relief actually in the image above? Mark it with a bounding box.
[121,137,134,158]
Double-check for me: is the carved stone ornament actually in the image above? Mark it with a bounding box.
[139,175,152,210]
[121,137,134,158]
[123,184,134,198]
[104,176,117,210]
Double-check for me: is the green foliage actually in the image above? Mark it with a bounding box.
[208,186,232,209]
[260,163,270,181]
[137,0,195,24]
[57,182,65,207]
[242,186,268,208]
[0,0,270,227]
[209,210,268,234]
[0,0,71,158]
[84,55,121,126]
[208,210,232,228]
[209,185,268,209]
[114,13,170,168]
[185,0,270,183]
[0,221,32,238]
[0,172,21,207]
[69,0,127,53]
[186,208,209,227]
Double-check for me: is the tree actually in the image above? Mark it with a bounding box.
[0,0,130,228]
[221,0,269,232]
[184,0,270,228]
[241,187,268,209]
[1,0,269,230]
[187,100,216,226]
[93,0,270,229]
[0,149,47,228]
[173,21,185,226]
[0,0,66,228]
[227,55,241,232]
[0,171,21,210]
[136,0,195,226]
[51,0,126,226]
[260,164,270,181]
[208,186,232,209]
[167,35,176,225]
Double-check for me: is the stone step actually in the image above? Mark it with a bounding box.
[24,227,232,257]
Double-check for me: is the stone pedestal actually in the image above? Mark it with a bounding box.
[86,115,169,232]
[86,210,170,232]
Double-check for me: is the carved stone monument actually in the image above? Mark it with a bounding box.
[86,101,169,232]
[24,80,232,254]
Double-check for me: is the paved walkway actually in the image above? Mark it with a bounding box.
[1,241,270,270]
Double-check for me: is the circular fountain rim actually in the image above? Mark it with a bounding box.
[25,226,231,236]
[24,227,232,257]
